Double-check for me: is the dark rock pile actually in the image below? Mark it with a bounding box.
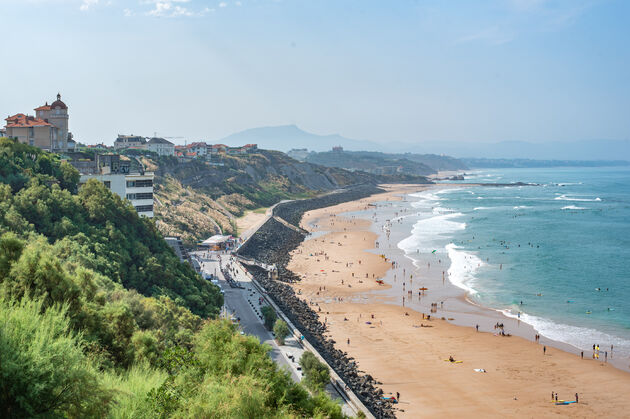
[237,186,396,418]
[273,185,383,227]
[236,217,305,280]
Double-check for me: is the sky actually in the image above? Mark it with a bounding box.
[0,0,629,146]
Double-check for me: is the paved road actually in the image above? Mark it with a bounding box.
[193,252,301,382]
[191,251,355,416]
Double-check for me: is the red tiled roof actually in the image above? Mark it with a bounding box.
[5,113,52,128]
[187,142,207,148]
[34,104,51,111]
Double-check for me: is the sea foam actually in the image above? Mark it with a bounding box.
[446,243,482,295]
[501,310,630,354]
[555,194,602,202]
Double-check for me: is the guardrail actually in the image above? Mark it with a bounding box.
[235,260,376,419]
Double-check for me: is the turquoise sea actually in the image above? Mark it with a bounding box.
[398,167,630,357]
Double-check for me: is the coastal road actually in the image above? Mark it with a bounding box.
[193,251,300,381]
[192,251,355,416]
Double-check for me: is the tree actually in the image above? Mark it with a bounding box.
[273,318,289,345]
[261,305,277,330]
[0,297,110,418]
[299,351,331,392]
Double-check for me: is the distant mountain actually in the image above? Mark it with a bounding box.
[219,125,630,162]
[219,125,382,152]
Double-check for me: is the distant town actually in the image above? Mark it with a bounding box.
[3,94,258,218]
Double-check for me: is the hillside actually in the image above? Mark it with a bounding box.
[0,138,348,418]
[304,150,467,175]
[219,124,381,152]
[145,149,430,245]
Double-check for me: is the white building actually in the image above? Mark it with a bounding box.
[72,154,155,217]
[146,137,175,156]
[80,172,155,217]
[187,142,208,156]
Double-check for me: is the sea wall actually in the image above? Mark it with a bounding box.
[237,186,396,418]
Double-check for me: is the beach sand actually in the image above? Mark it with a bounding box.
[286,185,630,418]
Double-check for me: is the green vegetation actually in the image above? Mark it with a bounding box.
[300,352,331,392]
[0,297,110,417]
[0,138,221,317]
[0,138,349,418]
[273,318,290,345]
[262,305,277,330]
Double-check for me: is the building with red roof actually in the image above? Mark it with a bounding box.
[4,93,70,152]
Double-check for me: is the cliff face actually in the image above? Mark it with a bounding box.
[305,150,468,175]
[142,150,426,244]
[146,150,429,245]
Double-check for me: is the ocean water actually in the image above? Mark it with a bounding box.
[398,167,630,357]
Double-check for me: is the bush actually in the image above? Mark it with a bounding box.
[299,351,331,392]
[261,305,277,330]
[273,318,290,345]
[0,297,110,418]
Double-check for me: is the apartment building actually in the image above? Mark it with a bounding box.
[72,154,155,217]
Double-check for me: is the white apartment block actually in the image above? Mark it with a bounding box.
[79,172,154,217]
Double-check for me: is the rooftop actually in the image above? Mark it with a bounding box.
[5,113,52,128]
[147,137,174,145]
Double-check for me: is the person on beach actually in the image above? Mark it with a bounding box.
[396,392,400,401]
[347,338,350,345]
[551,391,554,401]
[575,393,579,403]
[476,324,479,332]
[543,346,547,355]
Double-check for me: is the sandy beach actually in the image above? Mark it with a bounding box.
[286,184,630,418]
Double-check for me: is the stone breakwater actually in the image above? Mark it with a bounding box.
[273,185,384,228]
[237,186,396,418]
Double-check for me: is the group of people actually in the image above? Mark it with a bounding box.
[591,343,613,361]
[551,391,578,403]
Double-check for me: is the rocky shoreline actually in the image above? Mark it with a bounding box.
[237,185,396,418]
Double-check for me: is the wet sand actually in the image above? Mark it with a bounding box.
[286,184,630,418]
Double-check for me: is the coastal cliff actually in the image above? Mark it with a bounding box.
[141,149,429,245]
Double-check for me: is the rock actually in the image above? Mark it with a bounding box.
[236,185,396,418]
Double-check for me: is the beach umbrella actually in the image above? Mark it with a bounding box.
[432,250,437,254]
[419,287,428,290]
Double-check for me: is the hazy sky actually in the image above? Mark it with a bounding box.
[1,0,629,145]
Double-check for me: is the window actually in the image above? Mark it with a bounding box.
[103,181,111,189]
[127,179,153,188]
[127,192,153,200]
[29,127,34,137]
[135,205,154,213]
